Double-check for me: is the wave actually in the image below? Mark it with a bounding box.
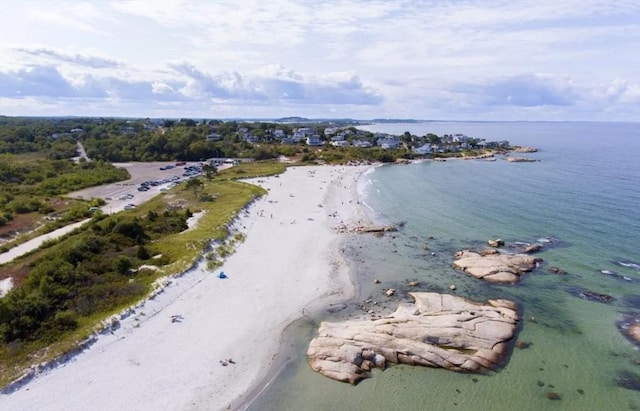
[618,261,640,270]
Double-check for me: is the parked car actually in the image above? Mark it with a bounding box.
[124,204,136,210]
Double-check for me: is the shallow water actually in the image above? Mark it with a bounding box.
[248,122,640,411]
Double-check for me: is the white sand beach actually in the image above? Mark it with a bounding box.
[1,165,370,411]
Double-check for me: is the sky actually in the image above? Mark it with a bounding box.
[0,0,639,121]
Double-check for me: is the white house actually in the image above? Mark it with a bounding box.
[413,144,433,155]
[353,140,372,148]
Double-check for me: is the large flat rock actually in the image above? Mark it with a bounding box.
[307,292,519,384]
[453,250,541,283]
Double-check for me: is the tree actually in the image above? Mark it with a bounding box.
[426,133,442,144]
[202,163,217,180]
[113,255,133,274]
[185,177,203,198]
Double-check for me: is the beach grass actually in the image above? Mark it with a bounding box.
[151,180,267,274]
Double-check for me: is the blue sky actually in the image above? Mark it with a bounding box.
[0,0,638,121]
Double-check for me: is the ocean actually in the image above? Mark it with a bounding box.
[248,122,640,411]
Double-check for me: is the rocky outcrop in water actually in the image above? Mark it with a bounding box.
[488,239,505,248]
[307,292,519,384]
[512,146,538,153]
[507,157,538,163]
[453,250,541,283]
[617,312,640,346]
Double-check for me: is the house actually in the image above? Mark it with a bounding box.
[376,136,401,149]
[244,134,260,144]
[331,140,350,147]
[353,140,372,148]
[206,133,222,141]
[324,126,340,136]
[293,127,312,142]
[306,135,323,146]
[413,144,432,155]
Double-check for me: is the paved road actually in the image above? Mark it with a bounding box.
[0,220,88,265]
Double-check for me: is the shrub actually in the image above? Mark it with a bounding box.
[113,255,133,274]
[53,310,79,331]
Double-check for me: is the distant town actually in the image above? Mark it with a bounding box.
[0,116,513,164]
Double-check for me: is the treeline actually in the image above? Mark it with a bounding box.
[81,120,303,162]
[0,117,416,165]
[0,116,90,157]
[0,209,190,345]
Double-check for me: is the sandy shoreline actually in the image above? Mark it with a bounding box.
[1,165,371,411]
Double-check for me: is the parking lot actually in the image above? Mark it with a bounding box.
[69,161,212,214]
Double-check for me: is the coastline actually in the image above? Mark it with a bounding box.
[1,164,371,411]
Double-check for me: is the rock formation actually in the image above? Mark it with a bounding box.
[488,239,505,248]
[453,250,541,283]
[524,244,543,253]
[507,156,538,162]
[307,292,519,384]
[512,146,538,153]
[627,323,640,345]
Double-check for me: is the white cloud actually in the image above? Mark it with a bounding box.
[0,0,638,120]
[15,48,122,69]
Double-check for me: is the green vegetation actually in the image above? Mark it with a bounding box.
[0,153,130,253]
[0,161,271,388]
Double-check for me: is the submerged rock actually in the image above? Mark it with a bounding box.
[566,287,615,304]
[546,392,561,400]
[549,266,566,274]
[307,292,519,384]
[453,250,541,284]
[622,295,640,309]
[615,370,640,392]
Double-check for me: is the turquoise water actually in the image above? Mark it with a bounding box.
[248,122,640,411]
